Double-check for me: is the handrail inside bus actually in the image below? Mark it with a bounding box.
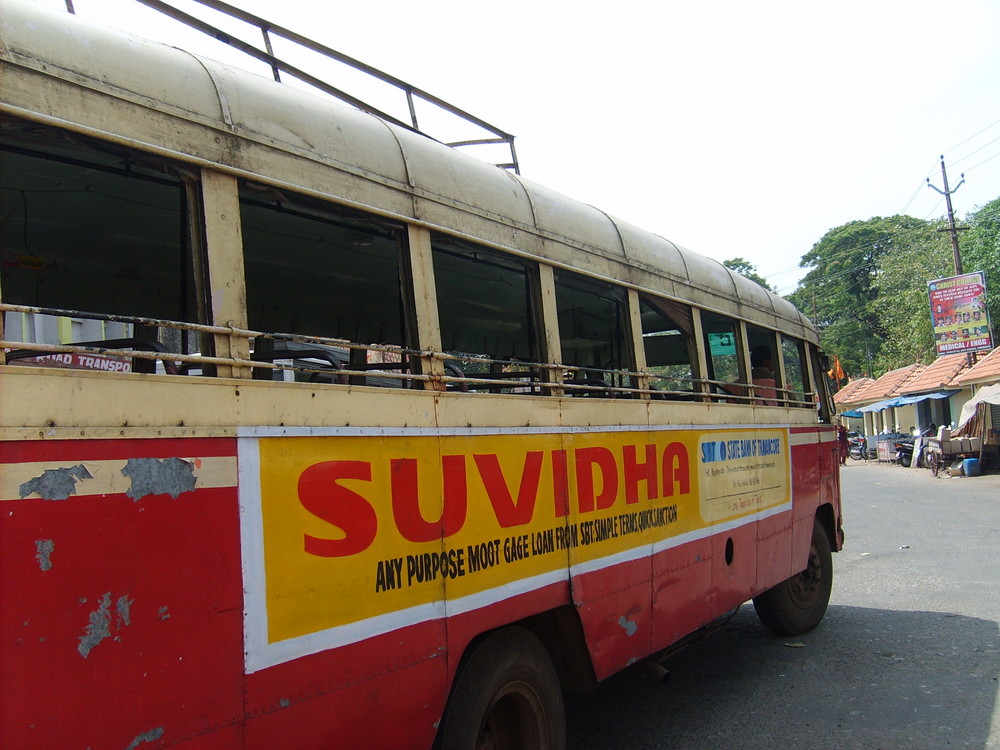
[64,0,520,174]
[1,302,817,407]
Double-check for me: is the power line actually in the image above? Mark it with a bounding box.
[963,148,1000,174]
[949,134,1000,168]
[942,116,1000,157]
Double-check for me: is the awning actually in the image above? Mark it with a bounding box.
[956,383,1000,431]
[895,390,957,405]
[857,397,901,413]
[857,390,957,412]
[840,410,863,418]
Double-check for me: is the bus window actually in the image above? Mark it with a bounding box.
[809,344,834,422]
[431,235,539,393]
[746,324,780,405]
[554,271,632,396]
[781,335,809,407]
[239,184,411,385]
[701,310,746,401]
[0,116,202,371]
[638,294,697,399]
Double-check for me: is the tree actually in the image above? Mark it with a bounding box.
[787,216,942,377]
[722,257,774,291]
[961,197,1000,329]
[871,220,951,371]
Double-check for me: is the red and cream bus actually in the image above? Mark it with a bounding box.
[0,3,843,748]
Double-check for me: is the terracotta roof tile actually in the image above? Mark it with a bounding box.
[899,354,970,394]
[833,377,873,405]
[956,346,1000,385]
[845,363,926,404]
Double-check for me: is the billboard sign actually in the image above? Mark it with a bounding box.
[928,271,994,356]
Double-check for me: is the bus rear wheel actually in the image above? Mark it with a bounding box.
[753,522,833,635]
[436,626,565,750]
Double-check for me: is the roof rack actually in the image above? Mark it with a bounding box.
[65,0,520,174]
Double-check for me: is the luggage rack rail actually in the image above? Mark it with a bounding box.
[64,0,520,173]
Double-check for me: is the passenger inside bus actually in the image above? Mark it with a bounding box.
[750,344,779,405]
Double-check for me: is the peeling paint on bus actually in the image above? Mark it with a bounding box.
[18,464,92,500]
[35,539,54,571]
[78,592,133,658]
[124,727,165,749]
[617,615,638,636]
[121,458,196,500]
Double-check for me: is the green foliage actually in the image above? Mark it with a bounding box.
[962,197,1000,328]
[723,257,774,292]
[789,217,916,375]
[786,202,1000,378]
[873,223,952,371]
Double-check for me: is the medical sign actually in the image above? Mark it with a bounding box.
[928,272,994,356]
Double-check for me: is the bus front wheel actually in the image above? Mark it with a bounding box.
[436,626,566,750]
[753,522,833,635]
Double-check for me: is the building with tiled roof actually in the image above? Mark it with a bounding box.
[899,353,971,395]
[833,363,926,435]
[956,347,1000,388]
[853,363,926,404]
[833,377,873,408]
[833,348,999,447]
[835,351,1000,436]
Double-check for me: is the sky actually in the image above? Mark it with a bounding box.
[27,0,1000,295]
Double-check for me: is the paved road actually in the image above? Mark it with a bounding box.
[566,461,1000,749]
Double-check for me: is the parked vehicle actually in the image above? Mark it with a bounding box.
[0,3,845,748]
[894,437,915,467]
[849,435,875,460]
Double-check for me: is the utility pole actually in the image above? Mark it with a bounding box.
[927,155,967,275]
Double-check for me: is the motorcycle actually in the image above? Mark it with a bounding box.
[894,437,915,467]
[848,435,875,460]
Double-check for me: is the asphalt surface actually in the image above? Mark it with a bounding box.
[565,460,1000,749]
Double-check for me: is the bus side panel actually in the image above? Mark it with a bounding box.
[709,522,758,614]
[442,580,573,664]
[573,518,757,681]
[245,653,444,750]
[651,538,713,649]
[572,569,653,681]
[241,577,573,749]
[818,426,845,549]
[169,723,246,750]
[0,439,244,750]
[790,428,831,562]
[243,621,448,722]
[755,509,795,588]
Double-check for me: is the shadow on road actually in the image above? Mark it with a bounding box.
[566,603,1000,749]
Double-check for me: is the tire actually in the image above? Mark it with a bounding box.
[753,523,833,635]
[435,627,566,750]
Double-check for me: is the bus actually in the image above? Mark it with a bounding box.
[0,3,843,748]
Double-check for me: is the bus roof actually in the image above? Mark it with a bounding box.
[0,0,816,341]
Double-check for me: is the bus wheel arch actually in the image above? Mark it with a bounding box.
[752,518,833,636]
[434,625,567,750]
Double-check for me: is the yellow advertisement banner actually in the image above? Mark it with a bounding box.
[250,427,790,646]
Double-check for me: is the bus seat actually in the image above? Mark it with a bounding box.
[564,378,613,398]
[251,348,347,384]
